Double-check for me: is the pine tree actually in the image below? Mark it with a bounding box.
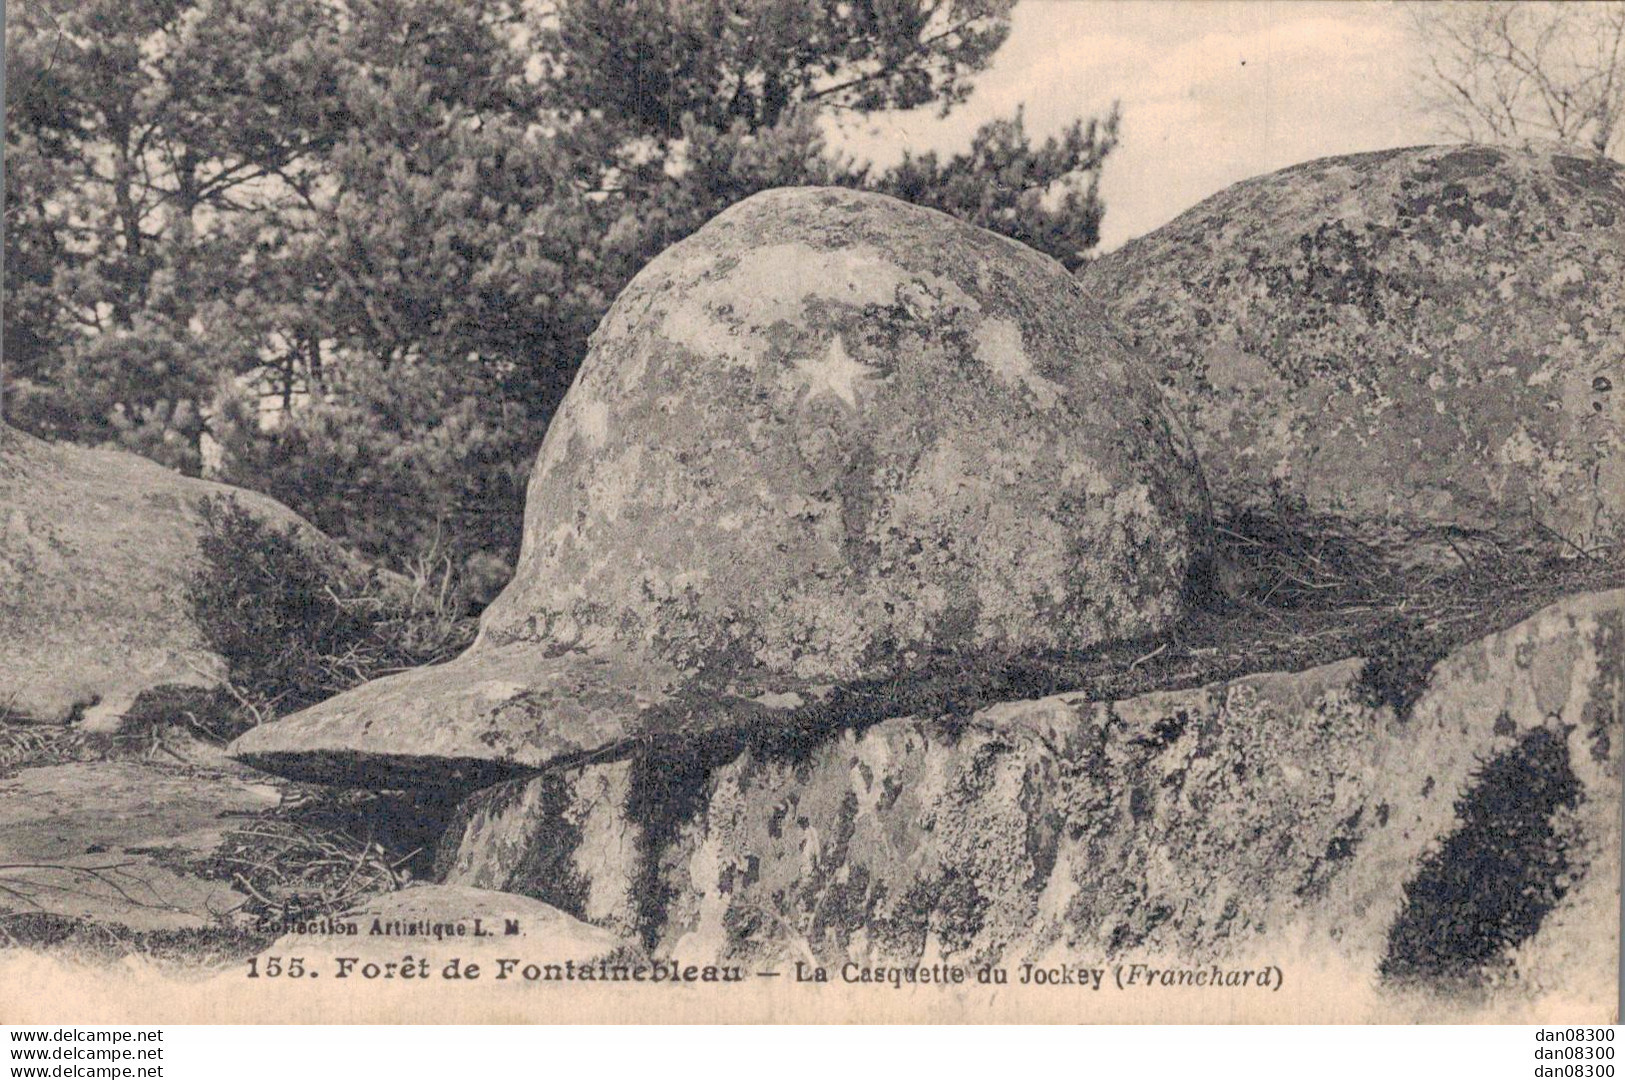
[6,0,1121,603]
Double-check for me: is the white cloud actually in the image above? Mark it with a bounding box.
[828,0,1440,251]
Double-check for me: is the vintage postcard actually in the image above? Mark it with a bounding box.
[1,0,1619,1024]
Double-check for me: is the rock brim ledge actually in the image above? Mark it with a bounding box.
[435,588,1621,1003]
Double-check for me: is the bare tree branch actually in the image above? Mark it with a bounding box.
[1408,1,1625,160]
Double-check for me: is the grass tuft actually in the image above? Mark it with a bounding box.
[186,495,477,738]
[175,788,455,926]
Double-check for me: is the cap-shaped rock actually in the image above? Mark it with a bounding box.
[231,187,1209,787]
[1085,143,1625,560]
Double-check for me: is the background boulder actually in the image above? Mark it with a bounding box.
[1084,144,1625,561]
[0,760,280,931]
[0,424,349,728]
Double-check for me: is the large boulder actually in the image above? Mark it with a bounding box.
[0,424,346,728]
[0,760,280,931]
[437,588,1621,1013]
[1084,144,1625,560]
[233,186,1208,787]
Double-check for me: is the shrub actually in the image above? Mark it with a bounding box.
[187,495,476,733]
[1200,502,1393,610]
[187,789,451,925]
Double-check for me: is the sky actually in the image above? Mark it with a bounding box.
[828,0,1442,251]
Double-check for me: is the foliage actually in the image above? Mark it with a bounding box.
[537,0,1013,139]
[0,911,273,968]
[877,106,1119,272]
[1409,1,1625,160]
[1,0,352,468]
[1201,503,1391,610]
[191,793,435,925]
[186,495,474,725]
[5,0,1123,591]
[0,723,93,774]
[1095,508,1625,717]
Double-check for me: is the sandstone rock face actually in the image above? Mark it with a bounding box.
[437,757,641,933]
[1085,144,1625,558]
[439,589,1621,1006]
[233,187,1208,786]
[0,425,344,727]
[0,760,281,931]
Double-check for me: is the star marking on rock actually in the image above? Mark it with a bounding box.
[791,336,873,410]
